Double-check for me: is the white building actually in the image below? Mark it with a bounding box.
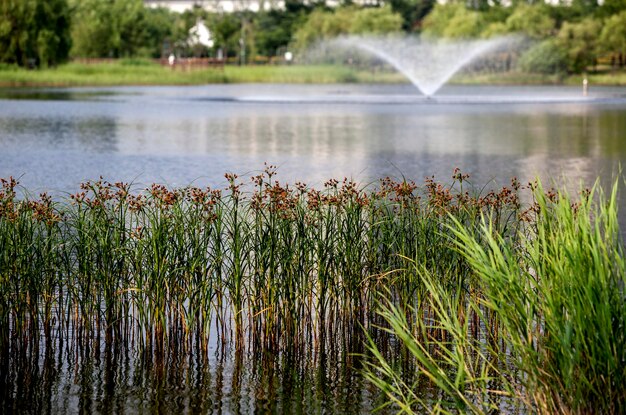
[144,0,380,13]
[188,20,214,47]
[144,0,284,13]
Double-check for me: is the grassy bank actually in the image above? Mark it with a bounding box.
[0,60,403,87]
[1,60,626,87]
[455,69,626,86]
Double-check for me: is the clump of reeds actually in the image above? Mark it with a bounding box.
[0,166,527,357]
[366,178,626,414]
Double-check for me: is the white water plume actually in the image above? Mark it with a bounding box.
[331,35,519,96]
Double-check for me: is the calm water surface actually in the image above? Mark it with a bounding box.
[2,84,626,193]
[1,83,626,413]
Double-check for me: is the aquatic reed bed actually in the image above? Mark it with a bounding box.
[2,169,624,413]
[366,179,626,414]
[0,167,525,355]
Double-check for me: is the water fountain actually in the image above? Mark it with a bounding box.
[218,35,611,104]
[332,35,516,97]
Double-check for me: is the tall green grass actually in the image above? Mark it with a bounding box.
[5,169,621,412]
[0,62,403,87]
[0,168,521,354]
[367,179,626,414]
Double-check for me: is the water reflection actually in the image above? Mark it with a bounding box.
[1,86,626,195]
[0,333,385,414]
[0,115,117,153]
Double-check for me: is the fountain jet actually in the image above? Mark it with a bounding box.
[333,35,517,96]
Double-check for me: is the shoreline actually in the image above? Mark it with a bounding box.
[1,62,625,88]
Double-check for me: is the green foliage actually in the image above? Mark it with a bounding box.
[141,7,179,57]
[480,21,508,38]
[422,3,463,37]
[442,7,485,38]
[70,0,175,58]
[351,6,404,34]
[599,11,626,55]
[367,178,626,414]
[598,0,626,17]
[209,13,241,57]
[518,39,568,74]
[0,0,71,67]
[455,181,626,414]
[423,3,497,38]
[255,11,296,56]
[505,4,555,39]
[254,5,310,57]
[556,18,601,73]
[291,6,402,51]
[387,0,435,31]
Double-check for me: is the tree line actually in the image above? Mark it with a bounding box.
[1,0,625,73]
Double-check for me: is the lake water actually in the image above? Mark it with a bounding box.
[2,84,626,195]
[1,83,626,413]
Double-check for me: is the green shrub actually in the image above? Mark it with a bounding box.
[518,40,568,74]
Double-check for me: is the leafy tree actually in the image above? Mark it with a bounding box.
[71,0,174,58]
[111,0,154,57]
[254,10,307,56]
[597,0,626,18]
[210,13,241,58]
[599,10,626,65]
[138,7,176,57]
[70,0,114,57]
[350,6,404,34]
[442,7,485,38]
[291,6,402,51]
[555,18,601,73]
[422,4,487,38]
[253,1,313,56]
[255,12,293,56]
[518,39,568,74]
[0,0,71,67]
[505,4,555,39]
[421,4,462,37]
[481,22,508,38]
[387,0,435,31]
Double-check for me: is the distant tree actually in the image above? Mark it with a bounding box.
[111,0,155,57]
[210,13,242,58]
[518,39,568,74]
[0,0,71,67]
[254,10,307,56]
[71,0,173,58]
[387,0,435,31]
[138,7,176,57]
[422,4,488,38]
[505,4,555,39]
[253,1,314,57]
[421,4,461,37]
[291,6,402,51]
[481,22,508,38]
[570,0,601,15]
[597,0,626,18]
[442,7,485,38]
[599,11,626,66]
[290,9,331,51]
[350,6,404,34]
[555,18,601,73]
[70,0,114,57]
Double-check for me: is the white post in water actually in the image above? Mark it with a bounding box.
[583,76,589,97]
